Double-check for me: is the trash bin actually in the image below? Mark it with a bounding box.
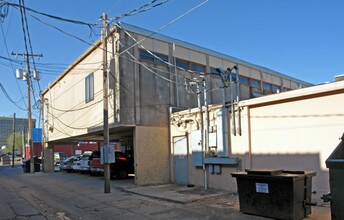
[22,159,30,173]
[22,157,41,173]
[322,133,344,220]
[231,169,316,220]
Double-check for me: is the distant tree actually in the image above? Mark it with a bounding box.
[5,132,25,155]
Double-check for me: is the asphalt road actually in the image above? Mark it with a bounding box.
[0,165,243,220]
[0,165,330,220]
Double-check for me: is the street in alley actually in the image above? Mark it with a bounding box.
[0,165,330,220]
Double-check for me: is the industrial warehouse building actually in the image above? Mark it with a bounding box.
[41,23,312,186]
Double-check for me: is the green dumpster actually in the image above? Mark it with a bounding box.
[232,169,316,220]
[322,133,344,220]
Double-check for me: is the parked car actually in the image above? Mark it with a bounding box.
[71,156,82,172]
[54,152,68,166]
[110,151,134,179]
[87,151,134,179]
[90,151,103,175]
[60,156,80,172]
[79,151,93,174]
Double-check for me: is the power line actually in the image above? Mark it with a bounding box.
[109,0,170,23]
[118,0,209,56]
[122,28,205,77]
[0,82,27,111]
[106,0,124,14]
[28,13,95,47]
[1,1,96,27]
[0,23,27,107]
[49,90,103,113]
[118,41,182,85]
[20,0,42,94]
[20,0,41,111]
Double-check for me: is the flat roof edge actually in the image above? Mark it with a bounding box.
[239,81,344,107]
[119,23,312,86]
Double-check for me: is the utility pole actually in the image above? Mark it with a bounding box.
[12,52,43,174]
[12,113,16,168]
[41,98,45,171]
[23,127,26,159]
[101,13,110,194]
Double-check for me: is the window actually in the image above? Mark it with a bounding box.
[272,85,280,93]
[85,73,94,103]
[239,76,249,85]
[139,49,168,64]
[176,58,205,73]
[210,67,217,74]
[263,82,271,91]
[176,59,189,69]
[191,63,205,72]
[250,79,260,88]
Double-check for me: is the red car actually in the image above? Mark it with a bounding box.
[89,151,134,179]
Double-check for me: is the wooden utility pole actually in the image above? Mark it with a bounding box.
[12,52,43,174]
[101,13,110,194]
[12,113,16,168]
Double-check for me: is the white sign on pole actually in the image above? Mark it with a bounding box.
[101,144,115,164]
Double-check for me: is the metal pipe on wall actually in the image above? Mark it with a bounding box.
[235,66,242,136]
[203,79,208,189]
[196,82,207,189]
[247,106,253,168]
[230,72,236,136]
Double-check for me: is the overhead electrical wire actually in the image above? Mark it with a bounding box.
[1,0,208,130]
[49,90,103,113]
[109,0,170,23]
[21,0,41,93]
[0,82,27,111]
[0,23,27,107]
[1,1,96,27]
[106,0,124,14]
[46,64,103,102]
[28,13,95,47]
[122,28,204,77]
[118,0,209,56]
[108,69,173,115]
[18,0,39,113]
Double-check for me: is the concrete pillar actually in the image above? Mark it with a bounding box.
[43,146,54,173]
[134,126,169,185]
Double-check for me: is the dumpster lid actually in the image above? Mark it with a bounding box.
[326,133,344,169]
[232,169,316,180]
[245,169,283,176]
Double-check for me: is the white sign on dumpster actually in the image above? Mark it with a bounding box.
[101,144,115,164]
[256,183,269,193]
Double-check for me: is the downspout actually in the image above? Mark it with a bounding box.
[197,82,207,190]
[235,66,241,135]
[230,72,236,136]
[203,79,208,190]
[247,106,253,169]
[173,43,179,107]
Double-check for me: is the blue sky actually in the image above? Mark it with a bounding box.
[1,0,344,122]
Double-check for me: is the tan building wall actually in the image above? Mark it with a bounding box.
[135,126,170,185]
[41,23,314,187]
[237,82,344,194]
[170,81,344,198]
